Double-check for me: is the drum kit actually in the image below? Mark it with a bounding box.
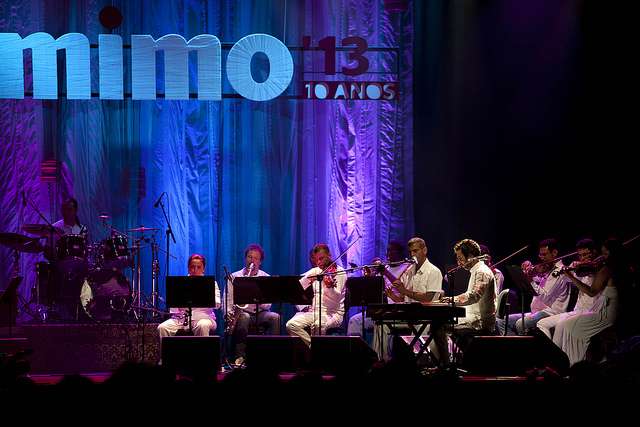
[0,216,163,323]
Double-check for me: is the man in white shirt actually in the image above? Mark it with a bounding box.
[442,239,496,353]
[158,254,220,339]
[347,241,407,338]
[496,239,571,335]
[536,239,602,340]
[225,244,280,366]
[286,243,346,347]
[372,237,444,362]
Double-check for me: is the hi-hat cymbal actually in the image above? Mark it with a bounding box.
[0,232,44,253]
[127,226,159,233]
[22,223,55,235]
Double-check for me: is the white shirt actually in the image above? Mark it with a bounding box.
[529,261,571,315]
[456,261,496,330]
[169,279,221,321]
[400,258,443,302]
[573,273,601,312]
[300,266,346,315]
[226,268,271,313]
[52,219,84,235]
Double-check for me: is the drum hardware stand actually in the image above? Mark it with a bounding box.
[150,235,160,317]
[21,192,62,322]
[130,237,144,321]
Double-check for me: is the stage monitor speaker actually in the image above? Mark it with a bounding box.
[161,336,220,381]
[311,336,377,376]
[246,335,308,373]
[0,277,20,327]
[463,335,569,376]
[0,337,29,354]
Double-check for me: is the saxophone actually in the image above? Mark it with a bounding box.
[224,304,243,335]
[223,264,252,335]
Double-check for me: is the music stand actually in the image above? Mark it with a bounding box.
[345,277,384,339]
[503,265,538,336]
[233,276,313,332]
[166,275,216,335]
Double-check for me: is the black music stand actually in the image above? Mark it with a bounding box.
[345,277,384,339]
[233,276,313,332]
[166,275,216,335]
[503,265,538,336]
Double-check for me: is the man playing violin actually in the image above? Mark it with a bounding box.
[496,238,571,335]
[286,243,346,347]
[536,239,600,340]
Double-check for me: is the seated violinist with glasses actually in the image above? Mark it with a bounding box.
[495,238,571,335]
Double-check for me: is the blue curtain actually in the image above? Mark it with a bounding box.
[0,0,413,324]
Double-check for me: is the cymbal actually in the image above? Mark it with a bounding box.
[127,226,159,233]
[22,223,55,235]
[0,232,44,252]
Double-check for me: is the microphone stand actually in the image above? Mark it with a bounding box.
[157,195,176,305]
[444,255,489,368]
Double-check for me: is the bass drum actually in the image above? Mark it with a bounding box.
[80,270,131,322]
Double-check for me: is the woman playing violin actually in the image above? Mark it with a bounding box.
[552,238,628,365]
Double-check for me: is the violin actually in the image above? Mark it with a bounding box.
[322,263,338,288]
[307,260,338,287]
[552,255,605,277]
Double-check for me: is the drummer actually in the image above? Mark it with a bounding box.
[53,198,86,237]
[38,198,85,259]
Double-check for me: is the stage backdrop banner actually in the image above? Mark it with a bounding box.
[0,0,413,325]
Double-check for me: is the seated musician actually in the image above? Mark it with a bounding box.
[440,239,496,353]
[495,238,571,335]
[225,244,280,366]
[372,237,446,363]
[286,243,346,347]
[347,241,406,339]
[157,254,220,340]
[536,238,600,341]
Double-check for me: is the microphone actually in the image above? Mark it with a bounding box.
[153,192,165,208]
[246,262,255,276]
[410,256,418,264]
